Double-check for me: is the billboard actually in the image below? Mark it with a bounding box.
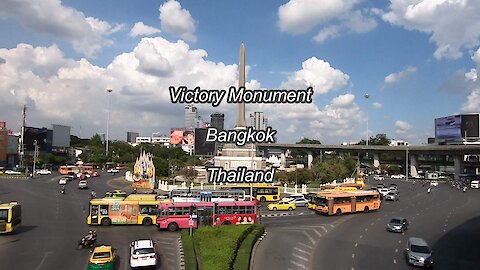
[435,116,462,139]
[170,128,195,145]
[195,128,215,155]
[24,127,51,151]
[461,114,479,138]
[52,124,71,148]
[0,122,5,129]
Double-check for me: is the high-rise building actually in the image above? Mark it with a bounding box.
[210,113,224,131]
[249,112,268,131]
[127,131,139,143]
[185,105,198,131]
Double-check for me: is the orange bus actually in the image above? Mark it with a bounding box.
[58,165,79,175]
[315,190,381,216]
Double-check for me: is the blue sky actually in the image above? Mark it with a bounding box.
[0,0,479,145]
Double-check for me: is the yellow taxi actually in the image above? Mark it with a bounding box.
[88,245,116,270]
[267,201,296,211]
[104,190,127,198]
[307,201,317,210]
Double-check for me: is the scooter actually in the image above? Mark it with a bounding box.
[463,186,467,192]
[77,236,96,249]
[61,188,65,194]
[427,187,431,194]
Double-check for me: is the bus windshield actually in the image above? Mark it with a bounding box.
[0,210,8,222]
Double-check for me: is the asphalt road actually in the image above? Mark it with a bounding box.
[0,173,180,270]
[253,179,480,270]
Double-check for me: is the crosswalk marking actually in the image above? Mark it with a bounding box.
[294,247,310,255]
[292,253,309,261]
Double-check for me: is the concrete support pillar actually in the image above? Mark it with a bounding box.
[294,184,298,194]
[281,152,287,169]
[373,152,380,168]
[307,151,313,169]
[284,183,287,193]
[454,155,464,181]
[409,154,419,177]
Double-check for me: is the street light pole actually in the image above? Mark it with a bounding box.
[106,89,113,157]
[364,94,370,146]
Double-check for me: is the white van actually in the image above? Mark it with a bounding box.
[471,180,479,189]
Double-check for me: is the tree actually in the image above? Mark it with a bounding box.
[178,168,198,185]
[292,137,321,160]
[296,138,321,144]
[356,134,391,146]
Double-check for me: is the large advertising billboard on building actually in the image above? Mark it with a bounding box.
[461,114,480,138]
[435,116,462,139]
[24,127,51,151]
[170,128,195,145]
[195,128,215,155]
[52,124,71,148]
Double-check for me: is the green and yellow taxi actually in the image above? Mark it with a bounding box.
[267,201,296,211]
[104,190,127,198]
[88,245,116,270]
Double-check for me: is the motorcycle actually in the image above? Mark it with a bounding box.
[463,186,467,192]
[427,187,431,194]
[61,189,65,194]
[77,235,97,249]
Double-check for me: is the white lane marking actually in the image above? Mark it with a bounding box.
[294,247,310,255]
[364,228,368,232]
[311,229,322,237]
[352,253,355,259]
[394,259,397,264]
[395,248,398,253]
[370,222,374,226]
[302,231,316,245]
[290,260,306,269]
[354,243,358,248]
[292,253,308,261]
[359,235,363,239]
[298,242,313,249]
[398,240,402,244]
[35,252,52,270]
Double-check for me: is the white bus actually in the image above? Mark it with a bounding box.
[169,189,246,202]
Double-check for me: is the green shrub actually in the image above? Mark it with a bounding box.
[233,225,265,270]
[181,229,198,270]
[193,225,253,270]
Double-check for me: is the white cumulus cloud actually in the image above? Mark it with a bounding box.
[159,0,197,42]
[278,0,376,43]
[130,22,161,37]
[385,66,417,84]
[462,89,480,113]
[395,120,412,135]
[0,0,122,57]
[280,57,349,95]
[382,0,480,60]
[373,102,382,109]
[465,68,478,82]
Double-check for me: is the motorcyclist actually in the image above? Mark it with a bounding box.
[61,186,66,194]
[427,187,431,193]
[83,230,96,246]
[90,190,97,199]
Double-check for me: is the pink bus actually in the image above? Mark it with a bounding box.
[156,201,258,231]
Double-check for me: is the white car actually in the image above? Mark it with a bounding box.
[471,180,479,189]
[5,170,22,175]
[107,168,119,173]
[373,175,385,181]
[78,180,88,189]
[430,181,439,187]
[285,197,309,207]
[391,174,405,179]
[58,178,67,185]
[36,169,52,175]
[282,194,305,202]
[130,239,157,269]
[378,188,390,197]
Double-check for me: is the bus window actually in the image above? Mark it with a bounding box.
[0,210,8,222]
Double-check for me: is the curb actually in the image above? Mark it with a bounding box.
[260,211,311,218]
[249,230,267,270]
[0,176,29,180]
[178,237,185,270]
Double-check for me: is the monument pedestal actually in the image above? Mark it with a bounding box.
[214,143,263,170]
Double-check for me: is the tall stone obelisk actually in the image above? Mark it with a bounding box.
[235,43,247,130]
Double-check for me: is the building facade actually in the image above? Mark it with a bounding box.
[185,105,198,131]
[127,131,139,144]
[210,113,224,131]
[249,112,268,131]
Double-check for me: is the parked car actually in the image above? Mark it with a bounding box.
[58,178,67,185]
[129,239,157,269]
[430,181,439,187]
[36,169,52,175]
[387,217,408,232]
[267,201,296,211]
[373,175,385,181]
[78,180,88,189]
[88,245,116,270]
[406,237,433,268]
[385,191,400,201]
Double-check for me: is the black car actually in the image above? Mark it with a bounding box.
[387,217,408,232]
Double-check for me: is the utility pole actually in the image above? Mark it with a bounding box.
[19,105,26,170]
[106,89,113,157]
[32,140,38,177]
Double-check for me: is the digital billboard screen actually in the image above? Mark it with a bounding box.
[461,114,479,138]
[435,116,462,139]
[24,127,51,151]
[195,128,215,155]
[170,128,184,145]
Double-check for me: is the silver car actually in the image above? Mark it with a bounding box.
[78,180,88,189]
[385,191,399,201]
[406,237,433,267]
[286,197,309,207]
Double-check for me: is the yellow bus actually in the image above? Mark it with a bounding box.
[315,190,381,216]
[222,183,281,202]
[0,202,22,234]
[87,197,159,226]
